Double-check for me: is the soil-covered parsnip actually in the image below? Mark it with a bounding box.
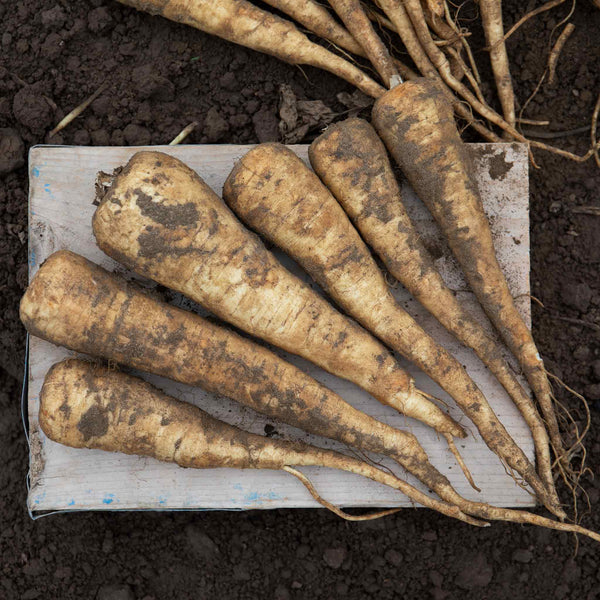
[22,249,449,488]
[40,358,483,524]
[91,151,464,441]
[222,142,561,518]
[308,117,559,512]
[372,78,569,483]
[116,0,385,98]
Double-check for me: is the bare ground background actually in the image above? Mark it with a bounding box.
[1,1,599,598]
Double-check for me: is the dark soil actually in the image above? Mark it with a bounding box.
[1,1,599,598]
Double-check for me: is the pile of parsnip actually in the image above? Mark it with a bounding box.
[21,138,595,541]
[20,0,598,541]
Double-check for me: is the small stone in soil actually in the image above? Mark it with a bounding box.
[323,547,347,569]
[12,88,54,132]
[88,7,113,34]
[253,107,279,143]
[123,124,151,146]
[584,383,600,401]
[41,6,66,29]
[204,107,229,142]
[132,65,175,102]
[455,553,493,590]
[429,570,444,587]
[384,549,402,567]
[274,584,289,600]
[512,549,533,564]
[431,588,450,600]
[73,129,91,146]
[335,581,349,595]
[232,564,251,581]
[92,129,111,146]
[219,71,238,91]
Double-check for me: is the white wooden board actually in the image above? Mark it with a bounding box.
[27,142,534,513]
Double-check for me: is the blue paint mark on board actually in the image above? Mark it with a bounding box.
[32,167,40,177]
[243,491,282,505]
[67,499,75,506]
[102,493,116,505]
[32,491,46,505]
[29,249,36,268]
[233,483,243,491]
[158,496,167,505]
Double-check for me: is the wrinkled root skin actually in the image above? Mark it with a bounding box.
[372,80,566,518]
[309,117,561,516]
[40,359,486,528]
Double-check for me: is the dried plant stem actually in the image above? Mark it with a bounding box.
[571,206,600,216]
[329,0,400,87]
[49,83,108,137]
[169,121,198,145]
[592,93,600,167]
[517,118,550,126]
[480,0,516,129]
[547,23,575,84]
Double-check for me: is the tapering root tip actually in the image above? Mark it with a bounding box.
[283,466,401,521]
[445,434,481,493]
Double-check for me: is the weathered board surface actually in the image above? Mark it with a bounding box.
[27,143,534,512]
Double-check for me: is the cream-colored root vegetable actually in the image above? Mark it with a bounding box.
[40,358,482,524]
[328,0,400,87]
[372,78,571,492]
